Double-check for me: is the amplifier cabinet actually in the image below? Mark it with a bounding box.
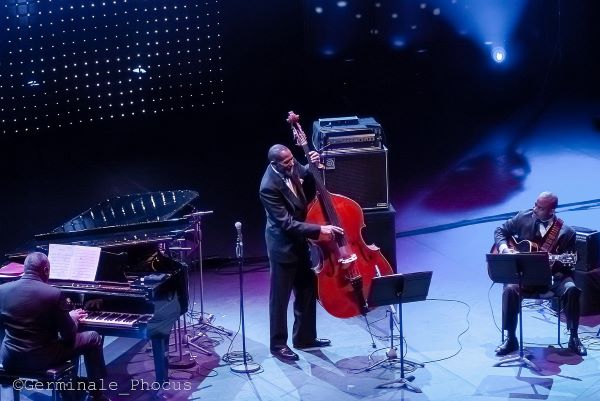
[322,147,389,210]
[362,205,397,273]
[573,226,600,271]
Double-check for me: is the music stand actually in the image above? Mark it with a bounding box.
[186,211,231,337]
[366,271,432,393]
[486,252,552,372]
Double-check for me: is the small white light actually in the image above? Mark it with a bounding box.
[492,46,506,63]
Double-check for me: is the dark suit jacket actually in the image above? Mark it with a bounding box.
[259,160,321,264]
[494,209,576,275]
[0,273,76,367]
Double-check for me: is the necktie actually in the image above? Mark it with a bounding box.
[285,177,297,197]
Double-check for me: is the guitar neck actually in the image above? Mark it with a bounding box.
[499,236,576,265]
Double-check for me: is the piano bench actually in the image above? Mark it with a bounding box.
[0,360,76,401]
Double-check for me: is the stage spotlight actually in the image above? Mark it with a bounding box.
[491,46,506,63]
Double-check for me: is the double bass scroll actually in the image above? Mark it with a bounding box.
[286,111,394,318]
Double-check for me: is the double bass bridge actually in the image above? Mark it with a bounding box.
[338,253,358,267]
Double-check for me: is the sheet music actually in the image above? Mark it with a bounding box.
[48,244,101,281]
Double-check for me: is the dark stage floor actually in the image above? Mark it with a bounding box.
[5,101,600,401]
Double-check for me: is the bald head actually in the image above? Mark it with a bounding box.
[538,191,558,209]
[268,144,295,177]
[24,252,50,281]
[267,144,290,163]
[534,191,558,221]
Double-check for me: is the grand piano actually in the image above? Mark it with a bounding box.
[3,190,200,384]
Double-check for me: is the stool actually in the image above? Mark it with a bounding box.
[0,360,76,401]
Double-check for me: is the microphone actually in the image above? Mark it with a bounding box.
[235,221,243,243]
[235,222,243,259]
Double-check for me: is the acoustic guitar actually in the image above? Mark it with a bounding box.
[490,236,577,266]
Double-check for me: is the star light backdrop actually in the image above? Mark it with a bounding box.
[0,0,224,135]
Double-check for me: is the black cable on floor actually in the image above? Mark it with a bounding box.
[417,298,471,364]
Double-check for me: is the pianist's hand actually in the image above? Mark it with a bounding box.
[69,308,88,322]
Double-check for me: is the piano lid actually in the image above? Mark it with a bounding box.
[34,190,199,242]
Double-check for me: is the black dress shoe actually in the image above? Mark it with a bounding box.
[495,337,519,356]
[568,336,587,356]
[293,338,331,349]
[271,346,299,361]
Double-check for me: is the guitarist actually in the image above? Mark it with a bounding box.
[493,191,586,356]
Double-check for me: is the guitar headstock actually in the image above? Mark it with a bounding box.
[551,252,578,266]
[287,111,308,147]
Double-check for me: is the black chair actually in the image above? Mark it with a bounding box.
[0,360,76,401]
[501,293,563,347]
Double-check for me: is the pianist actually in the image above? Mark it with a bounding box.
[0,252,111,401]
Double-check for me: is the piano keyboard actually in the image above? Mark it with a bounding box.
[80,311,152,328]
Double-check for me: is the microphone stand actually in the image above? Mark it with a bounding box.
[230,232,260,373]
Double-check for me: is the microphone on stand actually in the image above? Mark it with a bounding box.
[229,220,260,373]
[235,222,243,259]
[235,221,243,243]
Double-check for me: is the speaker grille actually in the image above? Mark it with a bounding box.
[322,147,388,210]
[573,226,600,271]
[363,206,397,272]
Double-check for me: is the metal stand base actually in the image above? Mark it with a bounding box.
[364,347,423,372]
[376,375,422,392]
[168,318,199,369]
[365,308,422,393]
[230,361,261,374]
[494,353,539,371]
[198,317,233,336]
[186,335,212,356]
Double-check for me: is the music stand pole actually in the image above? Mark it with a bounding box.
[230,233,260,373]
[366,272,431,392]
[190,211,232,337]
[389,305,425,369]
[167,246,203,368]
[494,270,539,371]
[376,298,422,392]
[195,215,206,320]
[363,309,399,371]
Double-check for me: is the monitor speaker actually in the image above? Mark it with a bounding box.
[573,226,600,271]
[322,147,388,210]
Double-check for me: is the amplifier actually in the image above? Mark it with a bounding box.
[326,133,378,148]
[572,226,600,271]
[312,116,383,151]
[322,147,388,210]
[362,205,397,272]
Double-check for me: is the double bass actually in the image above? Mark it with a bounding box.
[287,111,394,318]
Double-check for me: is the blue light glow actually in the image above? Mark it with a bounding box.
[492,46,506,63]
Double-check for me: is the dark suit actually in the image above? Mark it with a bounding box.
[0,272,106,381]
[494,209,580,335]
[259,160,321,350]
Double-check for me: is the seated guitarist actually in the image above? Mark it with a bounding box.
[494,191,586,356]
